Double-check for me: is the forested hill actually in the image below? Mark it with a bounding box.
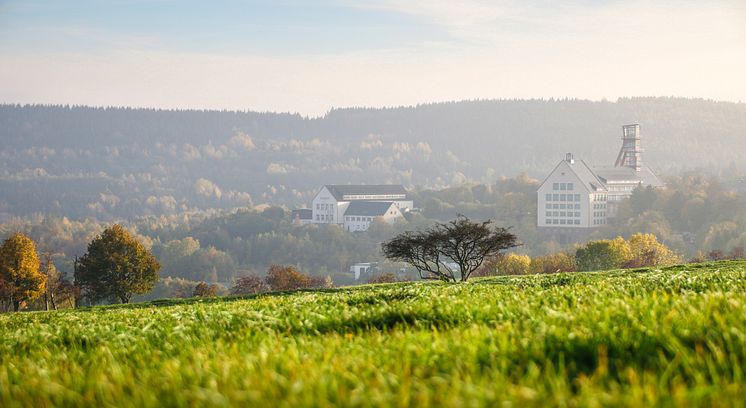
[1,98,745,220]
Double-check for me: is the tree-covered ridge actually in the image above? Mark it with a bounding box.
[2,171,746,297]
[2,98,746,220]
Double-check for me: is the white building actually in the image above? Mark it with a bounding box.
[343,201,403,232]
[537,124,662,241]
[349,262,376,280]
[311,184,413,231]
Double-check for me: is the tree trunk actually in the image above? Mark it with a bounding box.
[13,299,20,312]
[50,292,57,311]
[44,292,49,311]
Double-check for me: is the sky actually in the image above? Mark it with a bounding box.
[0,0,744,116]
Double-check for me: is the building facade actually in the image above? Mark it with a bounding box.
[537,124,662,242]
[309,184,413,231]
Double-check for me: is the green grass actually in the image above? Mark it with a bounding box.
[2,261,746,407]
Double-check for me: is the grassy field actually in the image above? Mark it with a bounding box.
[2,261,746,407]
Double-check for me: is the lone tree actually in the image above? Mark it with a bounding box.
[193,282,219,298]
[382,215,519,282]
[0,233,46,311]
[77,224,161,304]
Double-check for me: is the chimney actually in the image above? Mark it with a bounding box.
[565,153,575,164]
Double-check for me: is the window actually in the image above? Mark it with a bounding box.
[560,204,566,209]
[546,204,551,209]
[546,194,552,201]
[553,194,559,201]
[560,194,567,201]
[575,212,580,217]
[552,219,559,225]
[546,211,552,217]
[568,183,574,191]
[560,211,566,217]
[574,220,580,225]
[553,183,559,190]
[545,219,551,224]
[553,204,559,209]
[560,183,566,191]
[574,194,580,202]
[553,211,559,217]
[560,219,566,225]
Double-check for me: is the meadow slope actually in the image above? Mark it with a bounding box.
[2,261,746,407]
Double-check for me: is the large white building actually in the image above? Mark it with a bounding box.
[308,184,413,231]
[537,124,662,241]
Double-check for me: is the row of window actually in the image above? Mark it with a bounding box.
[546,203,581,210]
[552,183,574,191]
[592,211,606,217]
[546,211,581,218]
[316,203,334,210]
[592,194,608,201]
[546,193,581,202]
[345,216,373,222]
[593,203,607,209]
[546,219,581,225]
[593,219,607,225]
[315,214,332,221]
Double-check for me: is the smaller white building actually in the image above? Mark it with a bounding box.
[343,201,403,232]
[310,184,413,231]
[350,262,377,280]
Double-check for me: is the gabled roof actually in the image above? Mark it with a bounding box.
[538,159,608,193]
[344,201,397,217]
[324,184,409,201]
[592,165,664,187]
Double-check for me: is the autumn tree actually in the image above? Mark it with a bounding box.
[575,237,631,271]
[193,282,219,297]
[382,215,519,282]
[494,253,532,275]
[265,264,311,291]
[0,233,46,312]
[624,233,681,268]
[76,224,161,304]
[40,253,67,311]
[230,274,269,295]
[529,252,576,274]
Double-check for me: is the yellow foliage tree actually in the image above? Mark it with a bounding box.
[0,233,46,312]
[530,252,576,274]
[625,233,681,268]
[575,237,631,272]
[494,253,532,275]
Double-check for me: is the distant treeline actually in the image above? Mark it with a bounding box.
[3,173,746,292]
[2,98,746,220]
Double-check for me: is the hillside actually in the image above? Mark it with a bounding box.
[2,98,746,220]
[2,261,745,406]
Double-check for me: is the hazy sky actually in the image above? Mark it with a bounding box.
[1,0,744,115]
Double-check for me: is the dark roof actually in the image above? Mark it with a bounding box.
[344,201,397,217]
[593,165,663,187]
[324,184,408,201]
[291,208,312,219]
